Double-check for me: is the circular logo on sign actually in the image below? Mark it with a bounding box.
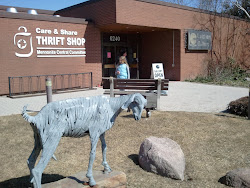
[190,33,197,46]
[17,39,27,49]
[156,65,160,69]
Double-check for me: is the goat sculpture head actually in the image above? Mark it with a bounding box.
[121,93,147,120]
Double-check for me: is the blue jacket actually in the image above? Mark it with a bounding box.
[116,64,130,79]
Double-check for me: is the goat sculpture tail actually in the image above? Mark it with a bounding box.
[22,105,35,124]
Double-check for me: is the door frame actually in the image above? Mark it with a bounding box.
[101,32,140,78]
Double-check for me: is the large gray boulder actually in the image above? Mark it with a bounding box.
[138,136,185,180]
[220,168,250,188]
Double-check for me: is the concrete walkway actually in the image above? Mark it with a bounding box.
[0,82,248,116]
[160,82,248,113]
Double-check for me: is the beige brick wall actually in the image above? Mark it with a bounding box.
[57,0,116,26]
[116,0,249,80]
[140,30,181,80]
[58,0,249,80]
[0,17,102,95]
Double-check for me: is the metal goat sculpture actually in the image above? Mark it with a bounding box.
[22,93,147,188]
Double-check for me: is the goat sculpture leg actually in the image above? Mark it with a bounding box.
[100,133,112,174]
[31,134,62,188]
[27,133,41,183]
[86,135,99,187]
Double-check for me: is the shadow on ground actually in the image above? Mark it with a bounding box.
[0,174,65,188]
[68,176,86,184]
[218,175,227,186]
[216,110,247,119]
[121,113,148,119]
[128,154,139,165]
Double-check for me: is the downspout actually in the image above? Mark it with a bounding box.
[172,30,175,67]
[137,38,139,78]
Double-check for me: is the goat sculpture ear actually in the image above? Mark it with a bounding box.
[121,94,136,109]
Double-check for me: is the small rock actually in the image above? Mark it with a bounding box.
[138,136,185,180]
[219,168,250,188]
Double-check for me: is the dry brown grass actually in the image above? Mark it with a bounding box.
[0,111,249,188]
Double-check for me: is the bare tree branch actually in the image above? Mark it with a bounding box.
[233,0,250,19]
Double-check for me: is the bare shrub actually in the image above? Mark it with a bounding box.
[228,96,249,117]
[201,56,248,85]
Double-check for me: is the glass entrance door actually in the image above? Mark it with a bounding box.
[102,33,140,78]
[103,46,116,77]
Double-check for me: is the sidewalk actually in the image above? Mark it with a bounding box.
[0,88,104,116]
[0,82,248,116]
[160,82,248,113]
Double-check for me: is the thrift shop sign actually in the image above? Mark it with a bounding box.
[14,26,86,58]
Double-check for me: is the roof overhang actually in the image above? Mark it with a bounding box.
[99,23,171,34]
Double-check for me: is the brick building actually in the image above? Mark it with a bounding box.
[0,0,249,95]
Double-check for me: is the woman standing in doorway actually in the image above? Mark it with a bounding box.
[116,50,130,79]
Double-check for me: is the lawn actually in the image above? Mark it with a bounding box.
[0,111,249,188]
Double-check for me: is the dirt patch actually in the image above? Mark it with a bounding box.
[0,111,249,188]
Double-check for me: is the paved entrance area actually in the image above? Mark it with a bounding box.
[0,82,248,116]
[160,81,248,113]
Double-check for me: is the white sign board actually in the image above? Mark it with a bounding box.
[152,63,165,79]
